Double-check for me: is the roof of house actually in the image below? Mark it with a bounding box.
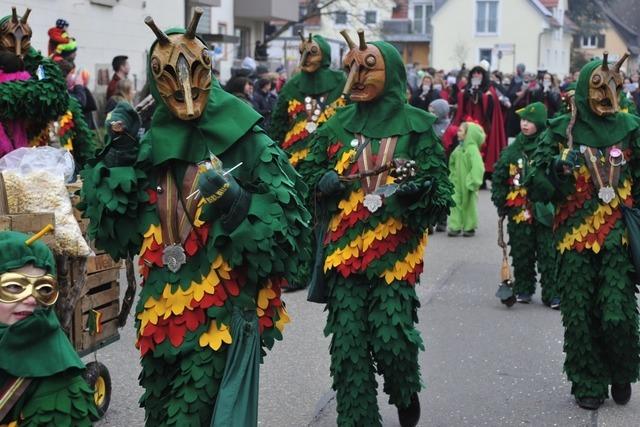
[603,5,640,55]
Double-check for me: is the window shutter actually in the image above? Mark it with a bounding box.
[597,34,605,48]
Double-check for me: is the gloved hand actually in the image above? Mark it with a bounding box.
[553,148,579,176]
[103,102,141,167]
[396,180,432,197]
[198,170,244,213]
[318,171,344,196]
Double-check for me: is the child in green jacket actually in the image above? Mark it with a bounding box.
[448,122,486,236]
[491,102,559,307]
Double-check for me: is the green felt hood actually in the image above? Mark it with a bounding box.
[463,122,486,148]
[0,231,56,275]
[516,101,547,131]
[333,41,435,138]
[287,34,345,97]
[548,59,639,147]
[146,27,261,165]
[0,308,84,378]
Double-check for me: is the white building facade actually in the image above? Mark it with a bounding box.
[431,0,573,75]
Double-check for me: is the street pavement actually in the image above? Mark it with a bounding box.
[94,189,640,426]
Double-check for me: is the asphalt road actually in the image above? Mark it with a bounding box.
[94,190,640,426]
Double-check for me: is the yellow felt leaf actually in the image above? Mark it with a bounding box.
[199,322,232,351]
[275,306,291,332]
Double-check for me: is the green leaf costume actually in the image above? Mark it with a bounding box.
[298,41,453,426]
[447,122,485,232]
[270,35,346,167]
[0,15,95,169]
[491,102,558,302]
[526,60,640,400]
[79,27,310,427]
[0,231,97,426]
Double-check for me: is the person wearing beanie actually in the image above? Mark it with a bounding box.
[0,6,95,169]
[79,11,310,426]
[269,33,346,168]
[447,122,485,237]
[47,18,69,56]
[526,54,640,410]
[491,101,559,307]
[298,31,453,427]
[0,230,98,425]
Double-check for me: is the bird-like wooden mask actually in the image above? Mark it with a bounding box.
[298,32,322,73]
[145,8,212,121]
[340,30,385,102]
[588,52,628,116]
[0,7,32,58]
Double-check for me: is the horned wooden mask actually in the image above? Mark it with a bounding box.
[0,7,32,58]
[145,8,212,121]
[298,32,322,73]
[340,30,385,102]
[588,52,628,116]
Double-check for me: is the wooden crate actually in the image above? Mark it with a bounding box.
[71,263,122,356]
[0,213,56,247]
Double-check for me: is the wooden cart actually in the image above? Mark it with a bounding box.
[0,177,136,419]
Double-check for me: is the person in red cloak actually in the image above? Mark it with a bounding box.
[452,64,507,181]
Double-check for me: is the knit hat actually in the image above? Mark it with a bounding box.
[0,231,56,275]
[516,101,548,130]
[56,19,68,29]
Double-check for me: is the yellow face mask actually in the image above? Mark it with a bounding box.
[0,272,58,306]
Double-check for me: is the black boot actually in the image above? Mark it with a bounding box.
[611,383,632,405]
[575,396,604,410]
[398,393,420,427]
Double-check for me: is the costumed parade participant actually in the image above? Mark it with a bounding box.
[79,9,310,426]
[526,53,640,410]
[270,32,346,168]
[447,122,485,237]
[491,102,559,307]
[0,7,94,168]
[0,230,97,426]
[452,63,507,182]
[299,30,453,427]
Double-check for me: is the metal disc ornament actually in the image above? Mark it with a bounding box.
[305,122,318,133]
[363,193,383,212]
[162,244,187,273]
[598,186,616,204]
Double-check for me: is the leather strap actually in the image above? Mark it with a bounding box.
[356,135,398,194]
[0,377,31,422]
[157,164,201,246]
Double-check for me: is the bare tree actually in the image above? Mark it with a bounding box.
[451,42,469,66]
[264,0,390,45]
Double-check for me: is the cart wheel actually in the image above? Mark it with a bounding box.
[84,361,111,419]
[502,295,517,308]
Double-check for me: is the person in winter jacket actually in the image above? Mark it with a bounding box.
[447,122,485,236]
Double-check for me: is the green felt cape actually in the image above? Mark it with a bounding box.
[145,28,262,165]
[547,60,639,147]
[335,41,435,138]
[0,308,84,378]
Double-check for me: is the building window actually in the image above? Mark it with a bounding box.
[235,26,251,60]
[335,10,347,25]
[413,2,434,35]
[364,11,377,25]
[476,0,498,34]
[479,48,492,65]
[581,34,601,48]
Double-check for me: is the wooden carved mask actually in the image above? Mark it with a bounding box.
[340,30,385,102]
[298,32,322,73]
[588,52,628,116]
[145,8,212,121]
[0,7,32,58]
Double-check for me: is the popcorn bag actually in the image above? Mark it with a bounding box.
[0,147,92,257]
